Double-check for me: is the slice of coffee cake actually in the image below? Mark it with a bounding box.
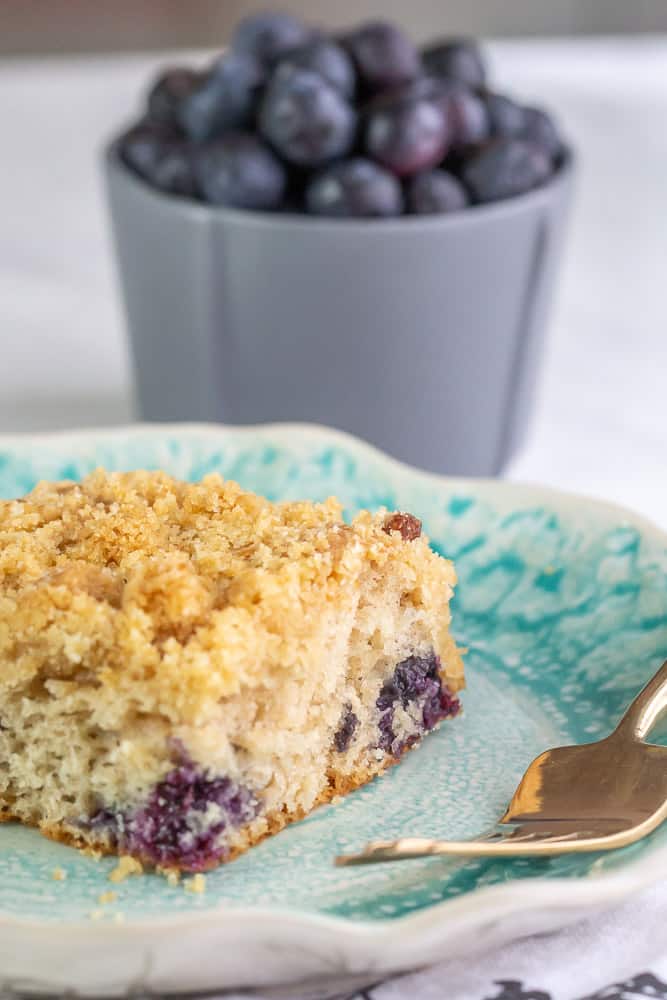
[0,471,463,872]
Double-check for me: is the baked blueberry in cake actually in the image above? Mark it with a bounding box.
[0,471,463,871]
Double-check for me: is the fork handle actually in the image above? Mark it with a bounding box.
[615,659,667,742]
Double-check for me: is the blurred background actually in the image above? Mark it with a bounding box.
[1,2,666,523]
[3,0,667,53]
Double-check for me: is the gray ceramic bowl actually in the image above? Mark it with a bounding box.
[104,146,574,476]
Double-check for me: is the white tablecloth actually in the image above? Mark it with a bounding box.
[343,885,667,1000]
[1,37,667,1000]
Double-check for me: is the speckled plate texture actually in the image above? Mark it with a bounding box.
[0,424,666,998]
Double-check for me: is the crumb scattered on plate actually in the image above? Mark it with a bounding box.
[184,873,206,894]
[51,867,66,881]
[109,855,144,883]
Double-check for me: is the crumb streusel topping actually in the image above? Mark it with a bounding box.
[0,471,457,725]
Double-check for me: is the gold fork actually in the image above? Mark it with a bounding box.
[336,659,667,866]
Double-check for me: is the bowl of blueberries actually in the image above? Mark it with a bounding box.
[105,12,574,477]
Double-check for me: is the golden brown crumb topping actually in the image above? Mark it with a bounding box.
[0,471,456,724]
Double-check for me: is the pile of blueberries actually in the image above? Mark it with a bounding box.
[118,12,566,217]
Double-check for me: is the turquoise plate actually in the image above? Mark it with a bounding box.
[1,424,666,997]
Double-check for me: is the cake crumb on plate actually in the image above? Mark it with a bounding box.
[184,873,206,894]
[109,855,144,883]
[51,867,66,881]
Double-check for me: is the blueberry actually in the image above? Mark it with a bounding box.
[485,92,526,138]
[407,169,468,214]
[393,655,436,703]
[120,121,170,178]
[90,763,259,871]
[379,77,488,152]
[342,21,420,92]
[462,138,552,202]
[334,705,359,752]
[232,11,312,66]
[119,122,197,197]
[423,683,460,731]
[305,158,403,217]
[486,98,563,162]
[521,106,563,161]
[259,66,356,167]
[375,652,460,757]
[421,38,486,89]
[146,68,200,129]
[382,75,447,106]
[194,133,287,209]
[364,97,449,177]
[438,82,490,150]
[486,94,563,160]
[361,76,438,120]
[178,52,265,142]
[149,145,198,197]
[275,39,356,99]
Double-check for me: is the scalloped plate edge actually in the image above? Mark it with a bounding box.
[0,421,665,994]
